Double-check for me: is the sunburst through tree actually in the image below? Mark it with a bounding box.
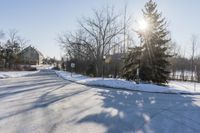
[123,0,171,84]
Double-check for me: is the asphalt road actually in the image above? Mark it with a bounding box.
[0,70,200,133]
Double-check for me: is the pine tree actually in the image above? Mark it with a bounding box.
[123,0,171,84]
[140,0,171,84]
[122,46,142,81]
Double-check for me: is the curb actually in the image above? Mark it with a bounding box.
[55,71,200,96]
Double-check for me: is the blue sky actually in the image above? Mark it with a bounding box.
[0,0,200,59]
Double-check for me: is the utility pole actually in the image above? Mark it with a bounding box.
[102,56,106,79]
[123,3,127,53]
[194,65,197,91]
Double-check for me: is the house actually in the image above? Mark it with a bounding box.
[19,46,44,65]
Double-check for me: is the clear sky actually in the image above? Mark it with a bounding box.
[0,0,200,59]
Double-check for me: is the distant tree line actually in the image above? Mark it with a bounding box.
[170,54,200,82]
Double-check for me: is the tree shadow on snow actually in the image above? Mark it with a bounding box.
[0,71,91,121]
[77,87,200,133]
[1,70,200,133]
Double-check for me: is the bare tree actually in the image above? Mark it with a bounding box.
[191,35,199,81]
[17,37,29,49]
[169,41,180,79]
[7,29,28,48]
[8,29,19,44]
[59,7,126,76]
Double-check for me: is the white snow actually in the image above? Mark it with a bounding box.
[56,71,200,94]
[0,70,200,133]
[0,71,39,79]
[169,81,200,93]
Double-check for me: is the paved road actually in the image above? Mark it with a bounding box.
[0,70,200,133]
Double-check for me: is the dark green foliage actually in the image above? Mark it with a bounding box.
[4,40,21,68]
[123,0,171,84]
[0,39,24,70]
[86,63,96,77]
[122,46,142,80]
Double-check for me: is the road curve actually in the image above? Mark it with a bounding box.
[0,70,200,133]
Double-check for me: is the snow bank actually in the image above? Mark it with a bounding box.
[0,71,39,79]
[56,71,200,94]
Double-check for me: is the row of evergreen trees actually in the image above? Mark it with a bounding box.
[0,40,22,69]
[0,30,26,70]
[122,0,171,84]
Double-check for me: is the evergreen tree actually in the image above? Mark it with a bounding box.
[4,40,21,68]
[122,46,142,81]
[123,0,171,84]
[141,0,171,84]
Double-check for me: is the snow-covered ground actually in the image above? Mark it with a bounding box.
[56,71,200,94]
[1,70,200,133]
[0,71,39,79]
[0,65,54,79]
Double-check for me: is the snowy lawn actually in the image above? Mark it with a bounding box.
[0,71,39,79]
[56,71,200,94]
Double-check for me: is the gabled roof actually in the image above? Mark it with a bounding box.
[20,45,44,57]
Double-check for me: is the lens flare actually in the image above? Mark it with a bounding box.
[138,19,149,31]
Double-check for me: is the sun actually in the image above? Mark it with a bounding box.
[138,19,149,32]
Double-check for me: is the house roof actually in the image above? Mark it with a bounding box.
[20,45,44,57]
